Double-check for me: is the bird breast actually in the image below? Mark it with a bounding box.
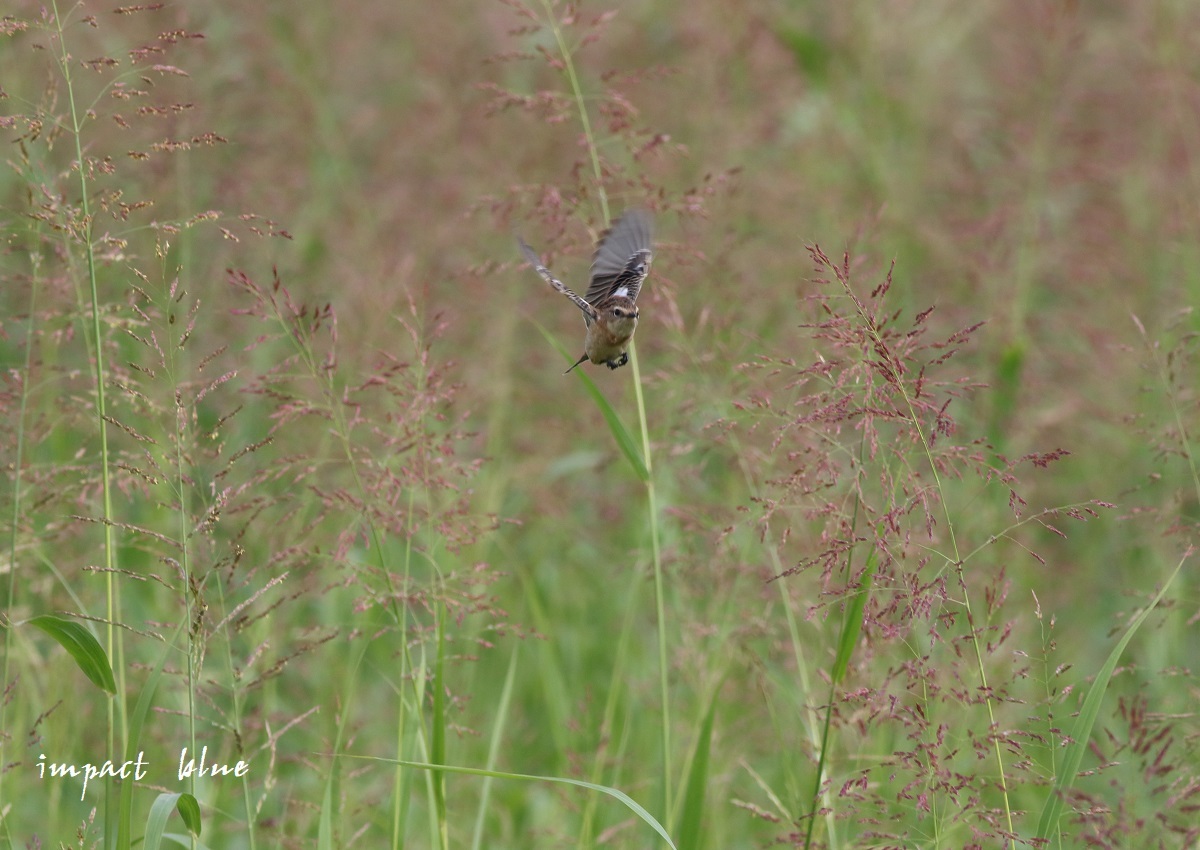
[603,313,637,343]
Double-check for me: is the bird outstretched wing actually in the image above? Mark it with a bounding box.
[585,209,653,306]
[518,238,599,324]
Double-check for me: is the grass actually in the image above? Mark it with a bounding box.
[2,0,1200,848]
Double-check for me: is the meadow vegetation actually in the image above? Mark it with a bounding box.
[1,1,1198,848]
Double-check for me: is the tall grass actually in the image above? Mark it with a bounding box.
[3,4,499,845]
[484,0,693,839]
[733,245,1186,847]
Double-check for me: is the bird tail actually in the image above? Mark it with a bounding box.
[564,352,589,374]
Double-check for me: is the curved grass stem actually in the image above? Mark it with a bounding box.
[538,0,673,825]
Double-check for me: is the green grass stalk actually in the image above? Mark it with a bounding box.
[469,644,521,850]
[0,224,42,844]
[579,571,644,848]
[342,755,678,849]
[629,344,672,823]
[48,3,128,842]
[1034,555,1184,843]
[537,0,674,827]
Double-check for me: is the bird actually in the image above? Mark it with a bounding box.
[518,209,653,373]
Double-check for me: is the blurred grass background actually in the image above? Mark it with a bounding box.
[2,0,1199,847]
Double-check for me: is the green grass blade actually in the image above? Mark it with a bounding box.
[158,837,213,850]
[318,780,334,850]
[470,644,520,850]
[144,793,201,849]
[432,607,448,849]
[534,322,649,481]
[340,755,677,849]
[143,793,177,850]
[318,615,376,850]
[175,793,202,834]
[803,548,875,850]
[1034,555,1184,841]
[120,619,187,850]
[677,686,720,850]
[27,614,117,694]
[832,550,876,685]
[576,367,650,482]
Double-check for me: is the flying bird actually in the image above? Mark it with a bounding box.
[519,209,653,373]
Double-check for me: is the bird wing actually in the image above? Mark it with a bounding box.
[585,209,653,305]
[519,238,599,325]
